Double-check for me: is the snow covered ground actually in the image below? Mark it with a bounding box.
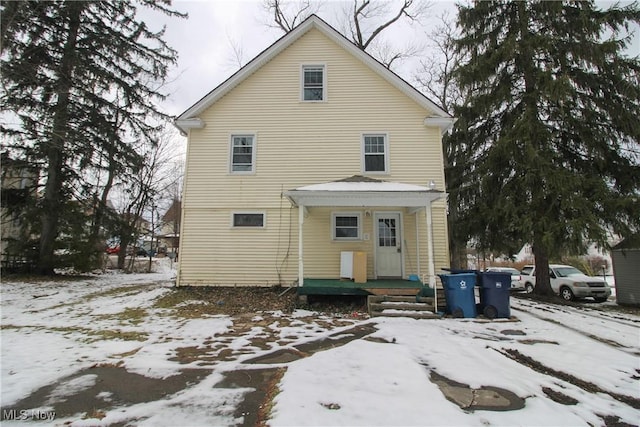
[1,269,638,426]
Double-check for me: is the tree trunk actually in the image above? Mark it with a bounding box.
[448,238,467,269]
[117,221,132,270]
[37,1,84,275]
[532,243,553,296]
[89,141,118,267]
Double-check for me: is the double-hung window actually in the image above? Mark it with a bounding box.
[230,134,255,173]
[363,134,388,173]
[302,65,325,101]
[332,213,361,240]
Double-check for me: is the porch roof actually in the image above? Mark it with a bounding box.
[283,176,446,207]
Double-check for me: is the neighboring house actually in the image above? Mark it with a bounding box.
[175,15,454,294]
[108,212,152,253]
[611,236,640,307]
[1,152,38,268]
[158,199,181,256]
[130,215,152,252]
[513,244,534,263]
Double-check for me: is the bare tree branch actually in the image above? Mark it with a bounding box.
[262,0,431,70]
[263,0,322,33]
[369,37,423,69]
[352,0,370,47]
[414,11,465,112]
[224,30,245,71]
[349,0,431,50]
[361,0,406,50]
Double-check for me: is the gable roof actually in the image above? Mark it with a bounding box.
[162,199,181,223]
[175,14,453,135]
[612,234,640,250]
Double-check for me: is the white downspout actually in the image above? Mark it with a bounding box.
[426,201,437,311]
[298,204,304,287]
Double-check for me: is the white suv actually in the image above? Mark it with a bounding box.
[485,267,524,291]
[521,264,611,302]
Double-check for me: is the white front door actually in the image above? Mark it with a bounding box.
[375,213,402,278]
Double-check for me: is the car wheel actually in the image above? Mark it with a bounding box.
[560,286,574,301]
[525,283,534,294]
[594,297,608,303]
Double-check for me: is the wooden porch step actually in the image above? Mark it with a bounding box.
[369,295,433,303]
[368,295,439,319]
[367,288,422,296]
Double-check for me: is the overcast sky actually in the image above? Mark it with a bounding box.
[146,0,458,117]
[147,0,639,118]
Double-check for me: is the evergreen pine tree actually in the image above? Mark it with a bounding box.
[452,1,640,295]
[1,0,185,274]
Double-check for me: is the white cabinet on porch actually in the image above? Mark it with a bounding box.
[340,251,367,283]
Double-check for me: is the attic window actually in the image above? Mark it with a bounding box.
[302,64,325,101]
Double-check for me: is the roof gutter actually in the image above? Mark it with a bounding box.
[424,116,457,134]
[283,189,446,208]
[174,118,205,136]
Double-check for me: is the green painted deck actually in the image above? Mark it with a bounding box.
[298,278,434,296]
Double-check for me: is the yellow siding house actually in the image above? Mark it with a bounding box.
[175,15,454,296]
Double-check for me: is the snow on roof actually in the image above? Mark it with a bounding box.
[291,175,439,192]
[284,176,445,207]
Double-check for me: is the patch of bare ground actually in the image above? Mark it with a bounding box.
[256,368,286,427]
[154,286,371,317]
[1,273,95,282]
[214,368,286,427]
[497,348,640,410]
[154,286,299,316]
[542,386,578,405]
[599,415,638,427]
[162,292,367,367]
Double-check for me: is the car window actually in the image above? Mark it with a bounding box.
[521,266,533,275]
[555,267,582,277]
[487,268,519,275]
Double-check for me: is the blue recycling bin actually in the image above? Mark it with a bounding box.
[478,272,511,319]
[438,273,477,318]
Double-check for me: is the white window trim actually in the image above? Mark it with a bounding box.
[229,133,257,175]
[331,211,362,241]
[300,63,327,102]
[361,133,390,175]
[231,211,266,228]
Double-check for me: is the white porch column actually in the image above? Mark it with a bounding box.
[425,201,438,311]
[415,212,421,275]
[425,201,436,288]
[298,204,305,287]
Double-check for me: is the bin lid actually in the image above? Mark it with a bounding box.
[441,268,480,274]
[438,273,477,287]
